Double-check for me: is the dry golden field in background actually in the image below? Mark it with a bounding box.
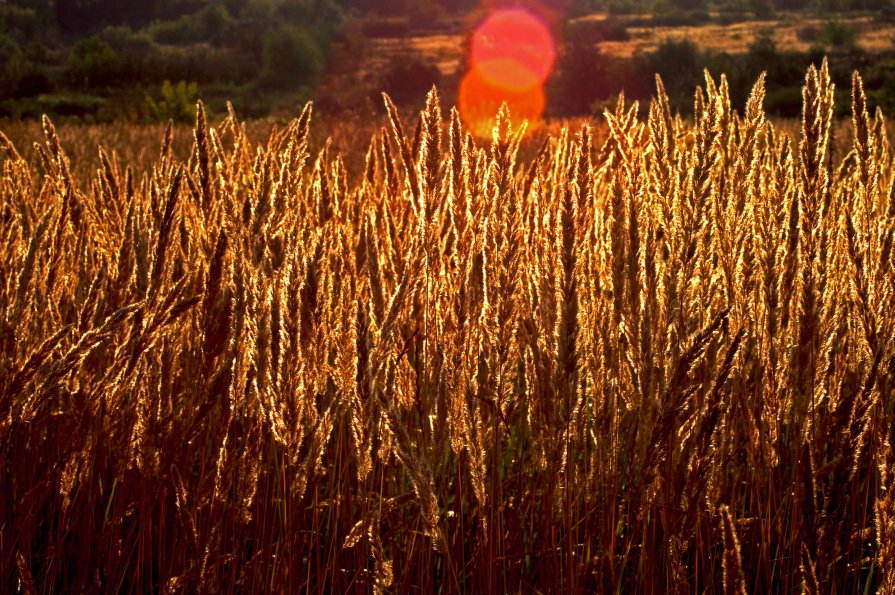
[369,12,895,76]
[3,60,895,593]
[585,12,895,56]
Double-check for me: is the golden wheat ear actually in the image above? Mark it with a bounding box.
[382,92,422,210]
[720,504,748,595]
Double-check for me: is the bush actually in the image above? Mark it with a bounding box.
[747,27,779,68]
[648,38,704,100]
[150,3,235,46]
[0,35,24,99]
[0,5,45,45]
[260,26,324,90]
[327,20,372,75]
[749,0,775,19]
[69,36,123,88]
[877,5,895,23]
[565,17,630,43]
[145,79,198,123]
[763,85,804,115]
[94,26,166,84]
[159,45,257,85]
[380,54,441,105]
[551,40,616,115]
[361,16,411,38]
[627,9,711,27]
[797,24,822,43]
[36,92,106,118]
[608,0,648,14]
[823,18,858,48]
[275,0,345,32]
[408,0,448,32]
[15,69,53,97]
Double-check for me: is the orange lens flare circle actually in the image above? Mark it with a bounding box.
[459,67,546,139]
[460,7,555,137]
[471,8,555,85]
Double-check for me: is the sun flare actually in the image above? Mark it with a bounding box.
[460,7,556,137]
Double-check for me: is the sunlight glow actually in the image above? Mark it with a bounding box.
[460,7,556,137]
[460,67,546,138]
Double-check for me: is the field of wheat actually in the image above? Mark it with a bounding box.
[1,60,894,593]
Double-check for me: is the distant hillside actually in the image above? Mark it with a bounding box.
[2,0,895,121]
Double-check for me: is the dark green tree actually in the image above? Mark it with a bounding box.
[259,25,323,89]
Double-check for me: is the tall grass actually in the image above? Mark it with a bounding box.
[2,60,895,593]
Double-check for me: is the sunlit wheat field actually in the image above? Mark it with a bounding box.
[2,60,895,593]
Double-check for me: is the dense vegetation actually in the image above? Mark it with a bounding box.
[0,0,348,120]
[550,26,895,119]
[3,60,895,593]
[4,0,895,121]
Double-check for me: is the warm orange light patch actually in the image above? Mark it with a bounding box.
[460,7,555,137]
[471,8,555,86]
[460,67,545,138]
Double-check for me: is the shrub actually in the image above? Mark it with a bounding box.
[94,26,165,84]
[361,16,410,38]
[651,9,712,26]
[259,26,324,90]
[14,69,53,97]
[69,36,123,88]
[0,5,45,45]
[671,0,708,12]
[647,38,704,99]
[380,53,441,105]
[159,45,257,85]
[327,20,372,75]
[823,18,858,48]
[35,92,105,118]
[608,0,648,14]
[747,27,779,66]
[550,35,656,116]
[145,79,198,123]
[749,0,775,19]
[565,17,630,43]
[150,3,235,46]
[877,4,895,22]
[763,84,804,115]
[0,35,26,99]
[275,0,346,32]
[408,0,448,32]
[797,24,822,43]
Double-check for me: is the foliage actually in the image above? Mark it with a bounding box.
[259,25,324,90]
[407,0,449,32]
[749,0,775,18]
[565,17,630,43]
[275,0,346,32]
[608,0,650,14]
[822,18,859,48]
[747,27,779,71]
[144,79,199,122]
[0,5,46,44]
[69,36,124,87]
[0,35,25,96]
[380,53,441,105]
[552,39,618,114]
[150,3,235,45]
[34,92,106,117]
[647,38,705,100]
[360,16,411,38]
